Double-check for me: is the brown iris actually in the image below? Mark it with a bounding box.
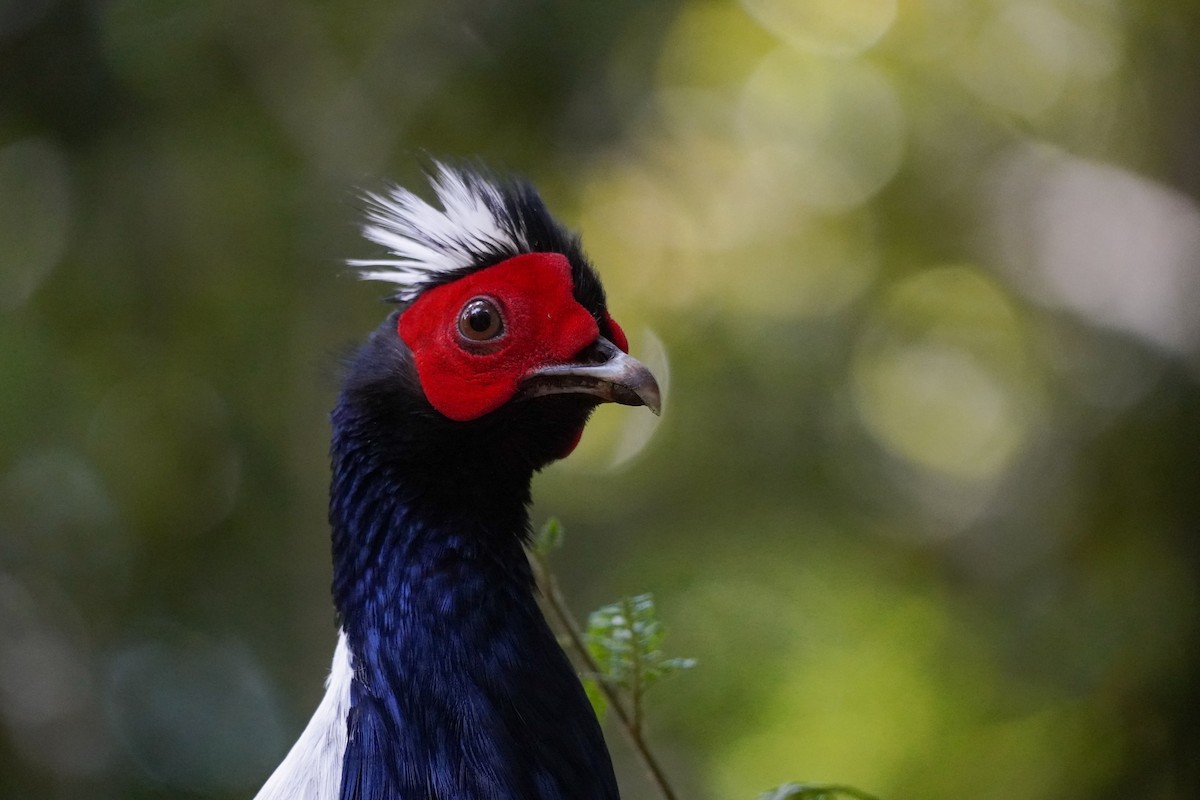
[457,297,504,341]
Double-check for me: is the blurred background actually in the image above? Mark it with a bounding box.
[2,1,1199,798]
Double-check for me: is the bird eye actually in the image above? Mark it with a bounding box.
[458,297,504,342]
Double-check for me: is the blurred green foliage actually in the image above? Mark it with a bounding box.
[2,1,1200,799]
[758,783,878,800]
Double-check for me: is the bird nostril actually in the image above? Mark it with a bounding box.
[573,336,621,366]
[574,344,605,365]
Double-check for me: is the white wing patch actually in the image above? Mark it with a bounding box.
[254,630,354,800]
[348,163,527,302]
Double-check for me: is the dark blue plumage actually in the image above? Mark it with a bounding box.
[329,327,620,799]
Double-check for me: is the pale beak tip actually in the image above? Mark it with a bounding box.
[639,381,663,416]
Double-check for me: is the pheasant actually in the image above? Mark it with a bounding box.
[254,164,660,800]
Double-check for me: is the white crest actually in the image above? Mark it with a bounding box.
[347,163,528,302]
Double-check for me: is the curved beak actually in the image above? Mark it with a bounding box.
[519,336,662,415]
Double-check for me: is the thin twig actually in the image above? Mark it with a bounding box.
[623,595,644,738]
[531,555,680,800]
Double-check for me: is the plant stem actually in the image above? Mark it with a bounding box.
[623,596,644,738]
[531,555,680,800]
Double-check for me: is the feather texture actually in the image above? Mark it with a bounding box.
[348,163,530,302]
[326,332,621,800]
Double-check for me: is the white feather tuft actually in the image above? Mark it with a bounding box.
[348,163,528,301]
[253,630,354,800]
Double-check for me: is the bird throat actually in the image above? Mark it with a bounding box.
[326,404,618,799]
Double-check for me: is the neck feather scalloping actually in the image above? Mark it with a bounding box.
[322,414,620,800]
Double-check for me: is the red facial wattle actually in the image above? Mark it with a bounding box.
[397,253,601,422]
[604,311,629,353]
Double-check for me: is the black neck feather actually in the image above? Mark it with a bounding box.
[326,363,619,800]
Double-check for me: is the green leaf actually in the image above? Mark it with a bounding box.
[581,676,608,722]
[585,593,696,692]
[534,517,564,557]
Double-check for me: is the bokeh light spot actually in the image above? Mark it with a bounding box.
[955,2,1122,120]
[0,574,112,778]
[989,143,1200,356]
[0,449,129,586]
[852,266,1036,481]
[104,634,284,793]
[738,49,906,211]
[685,550,953,796]
[740,0,897,58]
[657,1,776,89]
[0,630,91,727]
